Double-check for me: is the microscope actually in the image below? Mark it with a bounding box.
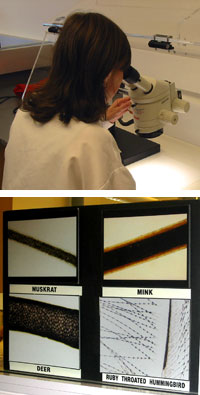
[110,65,190,164]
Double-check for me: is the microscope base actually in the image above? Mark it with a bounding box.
[110,126,160,165]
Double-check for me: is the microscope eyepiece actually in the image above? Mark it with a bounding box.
[124,66,140,84]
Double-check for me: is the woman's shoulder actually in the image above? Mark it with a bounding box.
[76,120,116,143]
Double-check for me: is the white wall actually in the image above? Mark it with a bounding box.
[0,0,80,40]
[1,0,200,41]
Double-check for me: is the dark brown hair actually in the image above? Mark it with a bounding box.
[22,12,131,124]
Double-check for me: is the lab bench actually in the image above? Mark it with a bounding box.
[126,133,200,191]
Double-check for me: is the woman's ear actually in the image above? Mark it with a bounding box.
[104,70,123,102]
[104,71,112,86]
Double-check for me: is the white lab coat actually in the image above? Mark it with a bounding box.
[2,110,136,190]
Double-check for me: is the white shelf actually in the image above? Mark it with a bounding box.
[0,373,176,395]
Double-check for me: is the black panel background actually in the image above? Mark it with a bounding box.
[79,205,102,382]
[2,200,200,394]
[188,201,200,394]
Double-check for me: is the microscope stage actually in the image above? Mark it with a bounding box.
[110,126,160,165]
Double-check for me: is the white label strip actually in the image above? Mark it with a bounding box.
[10,362,81,378]
[102,374,189,392]
[10,285,82,296]
[102,287,191,299]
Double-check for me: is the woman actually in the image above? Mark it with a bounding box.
[2,12,136,190]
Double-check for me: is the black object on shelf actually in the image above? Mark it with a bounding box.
[109,125,160,165]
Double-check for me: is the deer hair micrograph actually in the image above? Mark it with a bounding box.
[8,229,77,266]
[8,296,79,349]
[104,219,187,273]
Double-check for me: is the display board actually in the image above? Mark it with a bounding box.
[3,201,200,394]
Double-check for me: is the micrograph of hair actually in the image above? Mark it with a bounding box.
[9,296,79,349]
[100,297,190,380]
[8,229,77,266]
[104,219,187,274]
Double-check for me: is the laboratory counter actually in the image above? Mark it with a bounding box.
[126,133,200,191]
